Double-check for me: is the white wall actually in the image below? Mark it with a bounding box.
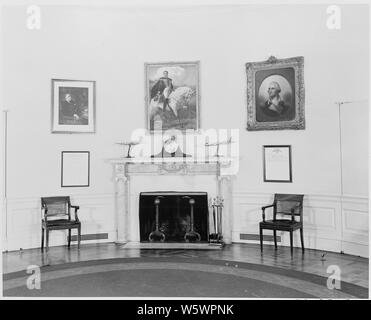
[1,4,368,256]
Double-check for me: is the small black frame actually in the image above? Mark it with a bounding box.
[263,145,292,183]
[61,151,90,187]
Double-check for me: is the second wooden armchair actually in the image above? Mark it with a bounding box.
[41,196,81,251]
[259,194,304,255]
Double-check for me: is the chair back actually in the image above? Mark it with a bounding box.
[41,196,71,220]
[274,194,304,221]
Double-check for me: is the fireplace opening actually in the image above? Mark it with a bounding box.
[139,192,209,242]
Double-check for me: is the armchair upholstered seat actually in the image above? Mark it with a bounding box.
[260,219,302,229]
[42,219,80,227]
[259,194,304,255]
[41,196,81,251]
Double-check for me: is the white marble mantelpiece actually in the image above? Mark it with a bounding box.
[109,157,235,244]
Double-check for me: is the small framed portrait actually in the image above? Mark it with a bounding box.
[61,151,90,187]
[145,61,200,132]
[52,79,96,133]
[246,56,305,131]
[263,145,292,183]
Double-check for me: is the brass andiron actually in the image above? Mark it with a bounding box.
[149,196,166,242]
[209,196,224,244]
[183,196,201,242]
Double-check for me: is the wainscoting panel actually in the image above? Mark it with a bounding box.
[232,192,368,257]
[3,192,369,258]
[3,194,116,251]
[341,196,369,254]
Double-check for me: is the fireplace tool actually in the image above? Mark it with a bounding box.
[183,196,201,242]
[209,196,224,244]
[149,196,166,242]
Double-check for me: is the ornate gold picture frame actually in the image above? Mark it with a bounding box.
[246,56,305,131]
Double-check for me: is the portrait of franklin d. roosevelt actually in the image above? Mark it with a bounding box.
[255,67,295,123]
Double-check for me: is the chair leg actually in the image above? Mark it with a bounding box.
[77,225,81,250]
[46,229,49,252]
[68,229,71,248]
[300,228,305,252]
[259,227,263,252]
[289,231,293,255]
[273,230,277,250]
[41,227,44,251]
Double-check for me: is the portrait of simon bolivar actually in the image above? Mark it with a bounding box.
[146,61,200,132]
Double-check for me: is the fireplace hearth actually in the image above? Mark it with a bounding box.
[139,192,209,242]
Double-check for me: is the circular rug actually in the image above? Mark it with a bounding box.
[3,257,368,298]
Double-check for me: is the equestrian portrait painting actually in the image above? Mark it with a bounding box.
[145,61,200,132]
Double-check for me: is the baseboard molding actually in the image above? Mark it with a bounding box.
[69,233,109,242]
[4,231,116,251]
[121,242,223,250]
[234,235,369,258]
[240,233,281,242]
[341,241,369,257]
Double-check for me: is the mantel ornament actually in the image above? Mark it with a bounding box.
[151,134,191,158]
[267,56,278,63]
[205,137,233,158]
[116,140,141,158]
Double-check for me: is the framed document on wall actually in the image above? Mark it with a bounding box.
[61,151,90,187]
[263,145,292,183]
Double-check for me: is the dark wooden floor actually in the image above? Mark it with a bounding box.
[2,242,369,288]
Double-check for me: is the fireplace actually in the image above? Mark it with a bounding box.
[110,158,234,244]
[139,192,209,242]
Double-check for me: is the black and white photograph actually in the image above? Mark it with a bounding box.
[52,79,95,133]
[0,0,369,305]
[146,61,199,131]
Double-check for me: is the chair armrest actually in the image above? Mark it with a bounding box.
[261,204,275,222]
[71,205,80,222]
[262,204,275,210]
[41,206,47,221]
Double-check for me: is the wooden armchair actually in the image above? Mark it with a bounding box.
[41,196,81,251]
[259,194,304,254]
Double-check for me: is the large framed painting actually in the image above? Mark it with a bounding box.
[246,56,305,131]
[52,79,96,133]
[145,61,200,132]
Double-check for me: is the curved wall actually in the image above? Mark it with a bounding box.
[1,4,368,256]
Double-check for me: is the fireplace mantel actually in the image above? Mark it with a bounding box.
[109,157,235,245]
[110,156,235,178]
